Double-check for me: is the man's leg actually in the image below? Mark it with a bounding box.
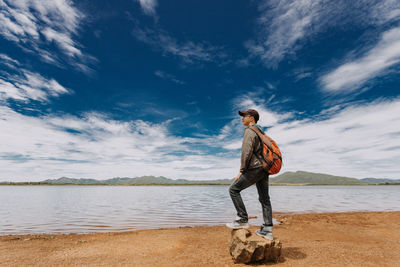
[255,171,273,239]
[229,168,265,221]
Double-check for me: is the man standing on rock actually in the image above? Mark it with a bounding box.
[226,109,273,240]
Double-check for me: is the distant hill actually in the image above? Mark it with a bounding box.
[41,171,370,185]
[3,171,398,186]
[42,177,102,184]
[42,176,233,185]
[270,171,369,185]
[361,178,400,184]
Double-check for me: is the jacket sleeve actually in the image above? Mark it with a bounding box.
[240,128,256,173]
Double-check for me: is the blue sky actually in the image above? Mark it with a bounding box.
[1,0,400,181]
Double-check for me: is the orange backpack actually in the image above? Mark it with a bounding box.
[249,126,282,175]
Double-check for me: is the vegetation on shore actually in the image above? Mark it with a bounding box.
[1,171,399,186]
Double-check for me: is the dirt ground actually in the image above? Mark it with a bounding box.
[1,211,400,266]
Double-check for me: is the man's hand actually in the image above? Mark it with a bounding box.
[235,172,242,181]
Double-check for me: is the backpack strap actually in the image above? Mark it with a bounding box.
[248,126,274,171]
[248,126,272,150]
[249,126,282,160]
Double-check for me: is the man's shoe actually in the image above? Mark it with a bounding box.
[256,226,273,240]
[226,218,249,229]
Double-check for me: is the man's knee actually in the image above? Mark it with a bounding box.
[229,185,239,196]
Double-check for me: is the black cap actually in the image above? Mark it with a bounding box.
[238,109,259,122]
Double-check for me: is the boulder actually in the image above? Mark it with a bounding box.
[229,229,281,264]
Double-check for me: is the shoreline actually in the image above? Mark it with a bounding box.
[1,183,400,186]
[2,211,399,266]
[2,210,399,237]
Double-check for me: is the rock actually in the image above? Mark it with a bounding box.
[229,229,281,264]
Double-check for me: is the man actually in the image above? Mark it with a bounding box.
[226,109,273,240]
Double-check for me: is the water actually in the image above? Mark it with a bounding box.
[0,185,399,235]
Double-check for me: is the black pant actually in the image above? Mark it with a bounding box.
[229,167,273,227]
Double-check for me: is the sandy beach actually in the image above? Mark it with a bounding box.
[1,211,399,266]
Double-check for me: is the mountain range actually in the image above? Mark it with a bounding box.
[1,171,396,185]
[272,171,368,185]
[40,176,232,185]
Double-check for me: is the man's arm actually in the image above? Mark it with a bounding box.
[240,128,255,173]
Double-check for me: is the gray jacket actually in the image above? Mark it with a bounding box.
[240,125,264,173]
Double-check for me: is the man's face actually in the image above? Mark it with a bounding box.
[241,115,254,126]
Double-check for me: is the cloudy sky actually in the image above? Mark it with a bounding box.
[1,0,400,181]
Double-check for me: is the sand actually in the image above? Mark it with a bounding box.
[1,211,400,266]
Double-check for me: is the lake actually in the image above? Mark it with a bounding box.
[0,185,399,235]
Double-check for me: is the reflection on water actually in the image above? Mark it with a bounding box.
[0,185,399,235]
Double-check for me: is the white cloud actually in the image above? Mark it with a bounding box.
[320,27,400,93]
[234,92,294,127]
[1,95,400,181]
[0,56,70,103]
[42,27,82,57]
[273,98,400,178]
[370,0,400,24]
[133,27,220,64]
[0,0,94,72]
[0,106,239,181]
[233,96,400,179]
[154,70,185,84]
[214,92,400,180]
[248,0,400,66]
[137,0,157,16]
[247,0,319,66]
[0,53,20,69]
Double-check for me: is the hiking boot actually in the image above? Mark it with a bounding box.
[256,226,273,240]
[226,218,249,229]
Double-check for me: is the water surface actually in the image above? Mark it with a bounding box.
[0,185,398,235]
